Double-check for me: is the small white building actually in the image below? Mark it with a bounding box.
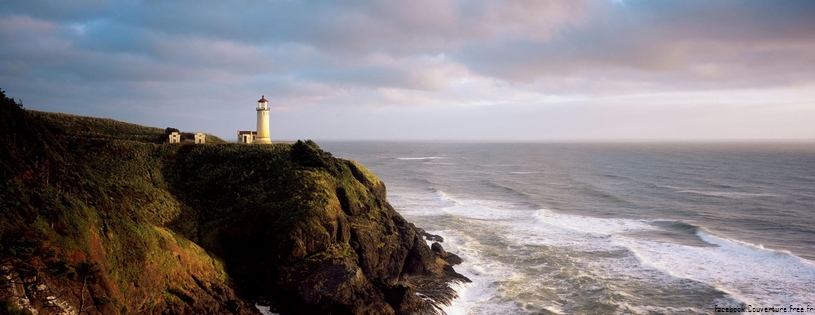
[194,132,206,144]
[237,130,257,144]
[169,131,181,144]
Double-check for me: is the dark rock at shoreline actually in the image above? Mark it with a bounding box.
[415,227,445,243]
[245,151,471,314]
[431,243,464,266]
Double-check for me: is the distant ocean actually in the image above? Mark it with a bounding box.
[321,141,815,314]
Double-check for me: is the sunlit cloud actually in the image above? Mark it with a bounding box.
[1,1,813,140]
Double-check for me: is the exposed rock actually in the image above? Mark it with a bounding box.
[431,243,464,266]
[179,143,471,314]
[415,227,445,243]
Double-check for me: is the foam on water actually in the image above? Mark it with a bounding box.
[400,191,815,312]
[613,230,815,304]
[322,141,815,313]
[620,237,815,304]
[403,195,571,314]
[434,189,539,221]
[442,201,522,221]
[381,168,815,312]
[386,188,458,217]
[395,156,447,160]
[534,209,656,236]
[436,190,462,206]
[532,209,815,306]
[440,204,645,312]
[256,305,278,315]
[677,190,782,198]
[504,213,617,251]
[428,231,528,315]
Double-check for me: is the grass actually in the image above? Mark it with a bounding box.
[0,92,240,311]
[0,89,398,312]
[0,298,34,315]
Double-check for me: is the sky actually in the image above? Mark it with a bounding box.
[1,0,814,142]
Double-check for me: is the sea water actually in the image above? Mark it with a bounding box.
[321,142,815,314]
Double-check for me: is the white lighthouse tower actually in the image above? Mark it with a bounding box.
[254,95,272,144]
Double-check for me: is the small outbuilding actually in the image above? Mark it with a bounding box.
[194,132,206,144]
[237,130,257,144]
[168,131,181,144]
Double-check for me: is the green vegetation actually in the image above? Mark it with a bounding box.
[164,138,385,296]
[0,89,237,311]
[29,110,167,143]
[0,88,393,312]
[0,298,34,315]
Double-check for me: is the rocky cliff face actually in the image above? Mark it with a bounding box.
[0,91,467,314]
[170,140,470,314]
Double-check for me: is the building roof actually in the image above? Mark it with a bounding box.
[258,95,268,103]
[238,130,257,135]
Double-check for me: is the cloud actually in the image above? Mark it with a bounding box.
[295,54,469,92]
[1,0,814,140]
[455,0,815,91]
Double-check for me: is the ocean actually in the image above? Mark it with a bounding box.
[320,141,815,315]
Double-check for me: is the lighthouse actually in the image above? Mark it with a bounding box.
[254,95,272,144]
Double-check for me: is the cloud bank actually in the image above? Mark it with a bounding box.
[1,0,814,140]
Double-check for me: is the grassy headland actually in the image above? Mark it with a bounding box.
[0,90,465,315]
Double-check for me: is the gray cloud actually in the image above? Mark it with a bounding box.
[456,0,815,90]
[1,0,814,140]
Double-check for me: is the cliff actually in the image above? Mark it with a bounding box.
[0,90,468,315]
